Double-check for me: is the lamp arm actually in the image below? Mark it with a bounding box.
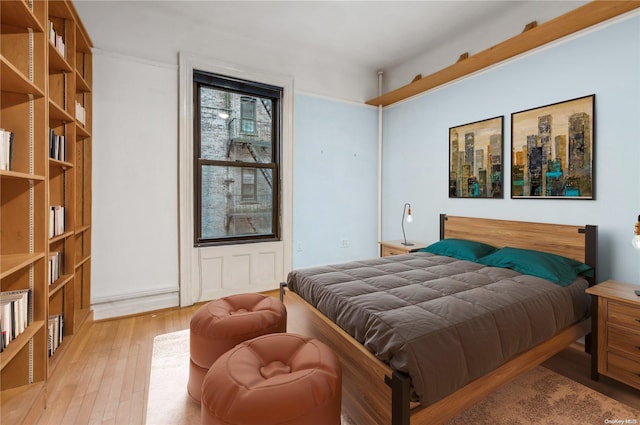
[401,203,413,246]
[402,206,407,245]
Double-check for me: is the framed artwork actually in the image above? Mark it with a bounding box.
[511,94,594,199]
[449,116,503,198]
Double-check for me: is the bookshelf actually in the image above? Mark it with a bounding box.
[1,1,92,423]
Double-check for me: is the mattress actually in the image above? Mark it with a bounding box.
[286,251,590,405]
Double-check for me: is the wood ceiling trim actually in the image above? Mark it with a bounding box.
[366,1,640,107]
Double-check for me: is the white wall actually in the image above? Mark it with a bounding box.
[77,3,380,318]
[293,94,379,268]
[79,3,639,320]
[381,14,640,285]
[91,51,181,318]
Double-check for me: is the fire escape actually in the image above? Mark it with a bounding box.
[224,103,273,234]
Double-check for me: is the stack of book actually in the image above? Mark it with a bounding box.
[0,289,30,352]
[48,314,64,356]
[49,205,65,238]
[0,128,15,171]
[75,101,86,125]
[49,251,63,284]
[49,129,65,161]
[48,20,65,58]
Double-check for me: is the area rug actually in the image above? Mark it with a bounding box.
[146,329,640,425]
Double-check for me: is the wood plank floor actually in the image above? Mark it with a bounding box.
[35,305,640,424]
[35,305,200,425]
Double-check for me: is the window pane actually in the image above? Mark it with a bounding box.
[241,168,257,201]
[199,87,272,163]
[201,165,274,239]
[240,97,257,134]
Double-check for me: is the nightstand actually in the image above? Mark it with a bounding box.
[379,240,428,257]
[585,280,640,390]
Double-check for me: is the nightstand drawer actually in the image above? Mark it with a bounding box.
[608,300,640,331]
[379,241,428,257]
[606,351,640,390]
[381,246,407,256]
[608,324,640,358]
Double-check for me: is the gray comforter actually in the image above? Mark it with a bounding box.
[286,252,590,405]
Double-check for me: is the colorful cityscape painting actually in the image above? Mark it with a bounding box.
[449,116,503,198]
[511,95,594,199]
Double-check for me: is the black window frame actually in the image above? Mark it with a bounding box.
[193,70,281,246]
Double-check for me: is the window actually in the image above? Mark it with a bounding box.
[241,168,257,201]
[240,97,256,134]
[193,70,281,245]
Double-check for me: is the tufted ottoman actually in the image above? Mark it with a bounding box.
[201,333,342,425]
[188,293,287,403]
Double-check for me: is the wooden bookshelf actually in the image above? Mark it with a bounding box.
[0,1,92,423]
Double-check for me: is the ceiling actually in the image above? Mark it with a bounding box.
[74,1,589,96]
[137,1,587,69]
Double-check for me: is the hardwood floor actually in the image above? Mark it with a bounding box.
[35,305,200,425]
[35,305,640,424]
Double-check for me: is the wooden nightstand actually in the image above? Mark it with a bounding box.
[379,240,428,257]
[586,280,640,390]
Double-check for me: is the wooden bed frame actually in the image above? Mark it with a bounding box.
[280,215,598,425]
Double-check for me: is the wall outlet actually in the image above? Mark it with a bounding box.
[340,239,350,248]
[296,241,303,252]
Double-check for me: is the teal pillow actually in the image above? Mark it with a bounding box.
[419,238,498,262]
[477,246,593,286]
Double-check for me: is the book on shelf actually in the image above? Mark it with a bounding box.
[49,205,65,238]
[0,128,15,171]
[48,20,65,58]
[49,251,63,285]
[49,128,65,162]
[48,20,55,44]
[48,314,64,356]
[0,289,31,352]
[56,35,65,57]
[75,101,86,125]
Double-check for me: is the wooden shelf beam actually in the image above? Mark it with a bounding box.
[0,321,45,370]
[0,253,45,279]
[366,1,640,107]
[0,1,44,32]
[0,56,45,97]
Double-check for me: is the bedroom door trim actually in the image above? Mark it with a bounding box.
[178,52,294,306]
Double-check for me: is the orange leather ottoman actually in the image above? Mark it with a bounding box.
[188,293,287,403]
[201,333,342,425]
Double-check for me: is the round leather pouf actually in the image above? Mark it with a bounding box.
[201,333,342,425]
[187,293,287,403]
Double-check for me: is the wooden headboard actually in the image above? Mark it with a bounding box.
[440,214,598,284]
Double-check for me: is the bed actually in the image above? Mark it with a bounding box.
[280,214,597,425]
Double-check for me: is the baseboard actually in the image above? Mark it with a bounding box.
[91,288,180,320]
[91,285,284,320]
